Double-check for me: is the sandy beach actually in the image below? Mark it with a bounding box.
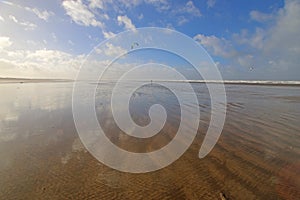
[0,81,299,199]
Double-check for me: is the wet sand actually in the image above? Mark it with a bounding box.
[0,82,299,199]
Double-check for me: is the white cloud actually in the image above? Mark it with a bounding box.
[26,40,39,46]
[68,40,74,46]
[103,43,127,56]
[144,0,170,11]
[89,0,105,9]
[61,0,199,30]
[244,0,300,65]
[0,37,12,50]
[0,48,85,78]
[89,0,170,14]
[88,0,170,12]
[264,0,300,52]
[186,1,201,16]
[62,0,103,27]
[0,15,4,22]
[170,0,201,24]
[1,1,53,21]
[250,28,266,49]
[118,0,141,8]
[8,15,37,30]
[1,1,14,6]
[102,31,116,39]
[233,28,266,49]
[177,16,188,26]
[176,1,201,17]
[25,7,54,21]
[20,22,37,30]
[194,34,236,58]
[259,0,300,78]
[207,0,216,8]
[27,49,70,61]
[166,23,175,30]
[103,13,110,20]
[8,15,18,23]
[195,0,300,80]
[117,15,136,31]
[250,10,273,22]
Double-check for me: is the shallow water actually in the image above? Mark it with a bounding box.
[0,82,299,199]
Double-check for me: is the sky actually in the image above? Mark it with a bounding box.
[0,0,299,80]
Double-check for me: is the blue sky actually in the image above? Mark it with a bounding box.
[0,0,299,80]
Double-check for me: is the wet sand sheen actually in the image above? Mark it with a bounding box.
[0,82,299,199]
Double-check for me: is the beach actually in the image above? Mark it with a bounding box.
[0,81,299,200]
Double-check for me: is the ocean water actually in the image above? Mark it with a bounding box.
[0,82,299,199]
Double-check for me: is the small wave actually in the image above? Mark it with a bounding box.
[167,80,300,85]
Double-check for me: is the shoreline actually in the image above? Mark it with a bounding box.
[0,77,73,84]
[1,77,300,87]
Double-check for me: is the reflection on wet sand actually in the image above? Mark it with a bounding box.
[0,82,300,199]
